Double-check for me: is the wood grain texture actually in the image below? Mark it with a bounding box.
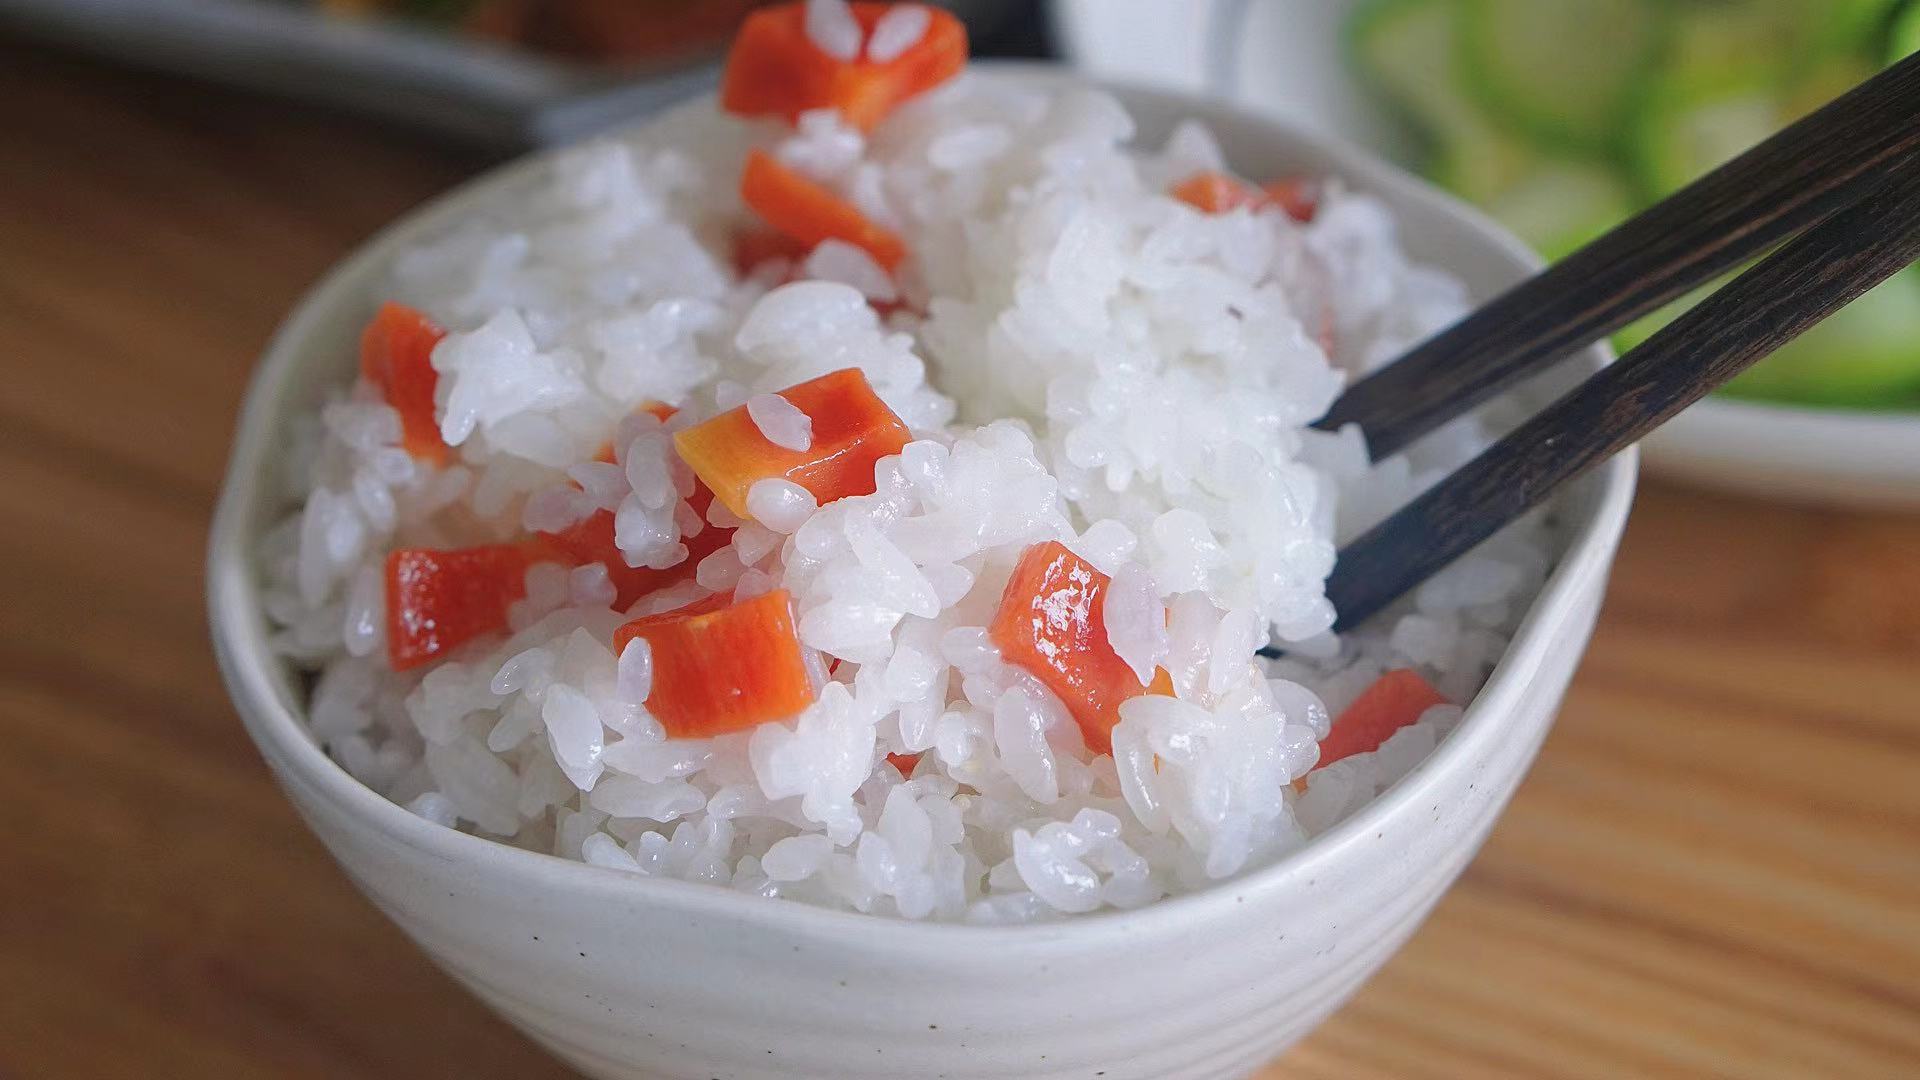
[1,40,1916,1080]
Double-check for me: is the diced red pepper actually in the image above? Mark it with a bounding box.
[1170,173,1332,350]
[535,487,733,613]
[887,751,922,777]
[359,301,449,465]
[732,225,814,277]
[612,589,818,738]
[729,225,913,321]
[741,150,905,271]
[385,544,531,671]
[1262,177,1321,223]
[721,1,968,131]
[564,403,733,611]
[1314,669,1449,767]
[1171,171,1264,214]
[1171,170,1319,223]
[594,401,683,461]
[988,540,1172,755]
[673,367,911,521]
[385,399,731,669]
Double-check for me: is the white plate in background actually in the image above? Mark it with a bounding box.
[1052,0,1920,510]
[0,0,723,146]
[1637,398,1920,508]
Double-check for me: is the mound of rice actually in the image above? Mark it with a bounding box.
[262,54,1550,923]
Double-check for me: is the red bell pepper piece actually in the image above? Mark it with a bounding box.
[359,301,449,465]
[741,150,906,271]
[721,1,968,131]
[673,367,911,521]
[1171,171,1263,214]
[1315,669,1449,767]
[612,589,818,738]
[732,225,815,276]
[385,403,738,669]
[385,544,531,671]
[988,540,1172,755]
[534,487,733,613]
[1171,170,1319,223]
[1261,177,1321,223]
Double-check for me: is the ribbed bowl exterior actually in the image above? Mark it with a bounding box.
[267,584,1601,1079]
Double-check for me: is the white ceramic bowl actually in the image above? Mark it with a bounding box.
[207,69,1636,1080]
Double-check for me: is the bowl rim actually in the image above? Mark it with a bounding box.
[206,64,1638,951]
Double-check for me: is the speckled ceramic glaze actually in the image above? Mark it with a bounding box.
[208,69,1636,1080]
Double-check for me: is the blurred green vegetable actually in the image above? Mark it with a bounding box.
[1462,0,1666,154]
[1891,0,1920,62]
[1351,0,1920,411]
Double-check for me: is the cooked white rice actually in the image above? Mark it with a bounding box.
[262,70,1550,923]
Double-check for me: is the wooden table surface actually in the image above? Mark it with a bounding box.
[4,40,1918,1080]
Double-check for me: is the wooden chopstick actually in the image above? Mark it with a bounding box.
[1316,52,1920,461]
[1318,156,1920,634]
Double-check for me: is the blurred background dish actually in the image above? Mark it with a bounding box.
[0,0,1032,146]
[1055,0,1920,507]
